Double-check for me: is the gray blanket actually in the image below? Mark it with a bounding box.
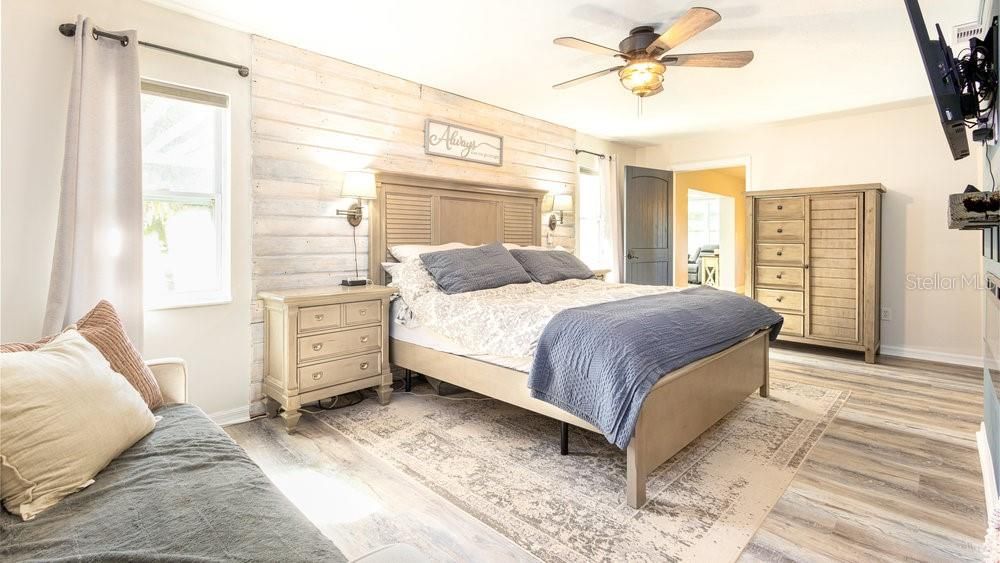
[528,285,783,449]
[0,404,346,563]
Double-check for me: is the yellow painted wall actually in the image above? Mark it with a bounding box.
[673,167,746,290]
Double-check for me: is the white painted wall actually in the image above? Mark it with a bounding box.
[637,99,984,365]
[1,0,252,422]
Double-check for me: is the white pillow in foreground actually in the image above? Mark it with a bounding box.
[0,329,156,520]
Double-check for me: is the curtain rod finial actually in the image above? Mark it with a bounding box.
[59,23,77,37]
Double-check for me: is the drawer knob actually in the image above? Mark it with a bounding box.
[777,205,783,210]
[776,272,783,279]
[776,249,783,256]
[776,296,784,302]
[311,371,323,380]
[314,313,324,321]
[776,227,784,233]
[360,361,370,370]
[359,309,367,316]
[360,335,370,343]
[312,343,323,351]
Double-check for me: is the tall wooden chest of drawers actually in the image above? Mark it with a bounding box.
[747,184,884,363]
[258,285,395,432]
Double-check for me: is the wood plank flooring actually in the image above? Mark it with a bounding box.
[227,345,988,562]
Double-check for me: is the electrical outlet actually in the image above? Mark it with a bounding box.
[880,307,891,321]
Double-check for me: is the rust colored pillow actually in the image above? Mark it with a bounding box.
[1,301,163,409]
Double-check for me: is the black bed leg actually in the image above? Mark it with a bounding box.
[560,422,569,455]
[404,369,413,392]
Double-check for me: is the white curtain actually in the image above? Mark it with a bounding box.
[599,155,624,283]
[44,16,144,347]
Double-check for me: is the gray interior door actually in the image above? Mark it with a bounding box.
[625,165,673,285]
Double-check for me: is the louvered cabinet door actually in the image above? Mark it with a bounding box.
[806,194,862,344]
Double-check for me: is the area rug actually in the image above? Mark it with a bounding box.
[311,379,849,562]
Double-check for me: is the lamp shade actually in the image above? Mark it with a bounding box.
[341,171,377,200]
[553,194,573,212]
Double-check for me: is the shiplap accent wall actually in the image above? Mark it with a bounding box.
[249,36,577,411]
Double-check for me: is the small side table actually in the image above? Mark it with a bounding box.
[258,284,395,432]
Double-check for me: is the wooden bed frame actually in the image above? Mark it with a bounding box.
[370,173,770,508]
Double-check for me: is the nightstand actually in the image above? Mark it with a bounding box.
[258,284,395,432]
[593,269,611,281]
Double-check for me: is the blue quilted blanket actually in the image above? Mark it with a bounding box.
[528,285,783,448]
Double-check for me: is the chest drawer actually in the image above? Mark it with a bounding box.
[779,314,804,337]
[756,288,804,313]
[757,220,804,242]
[298,304,342,333]
[299,352,382,392]
[345,300,381,326]
[297,325,381,363]
[756,243,804,266]
[757,197,804,219]
[756,265,804,288]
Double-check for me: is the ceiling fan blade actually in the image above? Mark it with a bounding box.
[552,66,624,90]
[646,7,721,55]
[660,50,754,68]
[553,37,624,57]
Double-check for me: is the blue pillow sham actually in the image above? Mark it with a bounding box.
[420,242,532,294]
[509,249,594,284]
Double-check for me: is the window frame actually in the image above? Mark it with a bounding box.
[140,79,232,311]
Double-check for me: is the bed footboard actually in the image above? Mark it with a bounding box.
[625,330,770,508]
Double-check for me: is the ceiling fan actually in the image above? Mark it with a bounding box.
[552,7,753,98]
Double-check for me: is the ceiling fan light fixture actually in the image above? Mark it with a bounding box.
[618,60,665,97]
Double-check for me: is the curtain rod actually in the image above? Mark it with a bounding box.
[58,23,249,77]
[575,149,610,160]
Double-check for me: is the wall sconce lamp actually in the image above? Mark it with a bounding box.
[337,171,377,227]
[544,194,573,230]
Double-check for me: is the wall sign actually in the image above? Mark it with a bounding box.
[424,120,503,166]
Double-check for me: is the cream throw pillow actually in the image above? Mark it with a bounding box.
[0,329,156,520]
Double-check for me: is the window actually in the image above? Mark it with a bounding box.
[140,80,230,309]
[687,192,721,258]
[578,170,609,269]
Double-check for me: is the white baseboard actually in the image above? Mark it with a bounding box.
[880,344,984,368]
[209,405,250,427]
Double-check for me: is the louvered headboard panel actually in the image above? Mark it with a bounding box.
[369,174,545,285]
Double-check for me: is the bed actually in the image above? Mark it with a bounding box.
[370,173,772,509]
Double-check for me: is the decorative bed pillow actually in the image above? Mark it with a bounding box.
[0,329,157,521]
[509,249,595,284]
[420,242,532,294]
[389,242,471,262]
[0,300,163,409]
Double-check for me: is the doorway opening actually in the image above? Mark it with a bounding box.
[674,166,747,292]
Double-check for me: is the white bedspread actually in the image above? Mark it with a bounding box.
[389,258,679,358]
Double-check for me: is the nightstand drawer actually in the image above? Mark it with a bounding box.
[299,352,382,392]
[756,288,804,313]
[757,220,804,242]
[297,326,381,363]
[756,265,804,288]
[299,304,342,333]
[345,300,381,326]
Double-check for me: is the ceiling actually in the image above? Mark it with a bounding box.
[146,0,979,144]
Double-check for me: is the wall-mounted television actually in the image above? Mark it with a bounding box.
[903,0,997,161]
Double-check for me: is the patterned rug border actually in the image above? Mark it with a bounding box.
[307,381,852,563]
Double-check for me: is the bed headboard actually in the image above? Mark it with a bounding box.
[368,173,545,285]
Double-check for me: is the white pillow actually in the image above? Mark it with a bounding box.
[0,329,156,520]
[502,243,567,252]
[389,242,471,262]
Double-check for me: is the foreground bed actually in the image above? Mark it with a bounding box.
[370,174,773,508]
